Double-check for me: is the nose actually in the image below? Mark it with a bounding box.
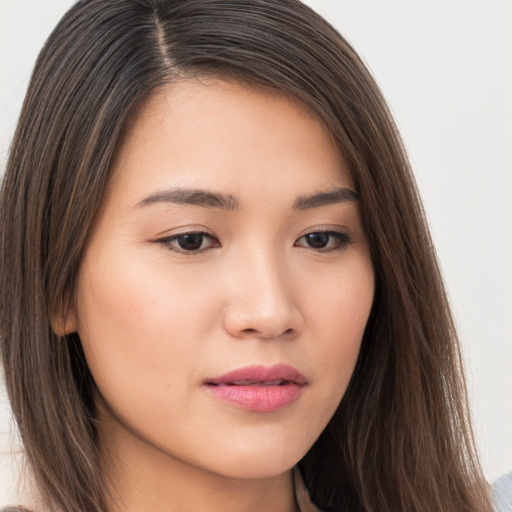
[223,250,304,340]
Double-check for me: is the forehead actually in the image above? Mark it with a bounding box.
[107,78,353,206]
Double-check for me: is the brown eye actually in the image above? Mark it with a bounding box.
[176,233,205,251]
[304,232,330,249]
[159,232,220,253]
[295,231,352,252]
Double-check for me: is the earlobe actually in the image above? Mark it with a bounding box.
[51,300,79,336]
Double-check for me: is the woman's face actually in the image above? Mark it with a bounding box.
[66,79,374,480]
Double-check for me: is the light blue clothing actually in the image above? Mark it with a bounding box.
[493,472,512,512]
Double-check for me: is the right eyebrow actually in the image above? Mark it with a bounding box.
[135,188,240,210]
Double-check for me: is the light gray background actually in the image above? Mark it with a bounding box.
[1,0,511,505]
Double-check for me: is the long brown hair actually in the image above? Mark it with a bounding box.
[0,1,491,511]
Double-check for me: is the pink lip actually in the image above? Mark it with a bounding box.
[204,364,307,412]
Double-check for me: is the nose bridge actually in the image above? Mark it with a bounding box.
[223,243,302,339]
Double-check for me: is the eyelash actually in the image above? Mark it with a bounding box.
[157,229,352,255]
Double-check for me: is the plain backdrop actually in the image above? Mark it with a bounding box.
[1,0,511,505]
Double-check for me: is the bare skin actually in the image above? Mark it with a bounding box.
[58,78,374,512]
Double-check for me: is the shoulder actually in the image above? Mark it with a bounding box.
[493,472,512,512]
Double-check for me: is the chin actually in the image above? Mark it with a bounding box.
[198,438,309,480]
[213,459,297,480]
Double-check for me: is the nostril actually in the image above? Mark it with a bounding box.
[239,327,296,339]
[223,303,304,340]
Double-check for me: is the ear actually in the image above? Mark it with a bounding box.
[51,297,79,336]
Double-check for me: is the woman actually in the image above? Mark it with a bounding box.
[0,0,493,511]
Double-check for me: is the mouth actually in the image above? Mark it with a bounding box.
[204,364,307,412]
[210,379,291,386]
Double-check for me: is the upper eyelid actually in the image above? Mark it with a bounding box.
[296,230,352,242]
[158,231,219,245]
[160,230,216,240]
[297,225,352,238]
[153,227,351,239]
[150,225,216,240]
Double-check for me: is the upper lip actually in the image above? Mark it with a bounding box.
[205,364,307,386]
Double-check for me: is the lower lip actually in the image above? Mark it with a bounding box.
[205,383,304,412]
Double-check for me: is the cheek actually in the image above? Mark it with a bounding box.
[302,254,374,408]
[73,251,222,397]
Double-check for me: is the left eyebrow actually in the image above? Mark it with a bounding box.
[293,187,360,210]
